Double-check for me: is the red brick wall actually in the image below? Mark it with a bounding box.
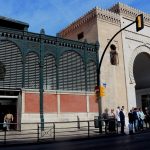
[89,95,98,112]
[25,92,97,113]
[44,94,57,112]
[25,93,39,113]
[60,94,86,112]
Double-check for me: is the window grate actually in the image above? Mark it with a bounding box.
[0,40,22,88]
[43,55,56,90]
[25,52,39,89]
[58,51,85,91]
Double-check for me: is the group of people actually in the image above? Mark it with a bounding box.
[102,106,150,135]
[128,107,150,134]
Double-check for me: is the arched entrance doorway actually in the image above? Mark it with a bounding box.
[133,52,150,110]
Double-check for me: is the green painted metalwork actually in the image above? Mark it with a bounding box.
[39,29,45,129]
[0,27,98,91]
[0,19,99,127]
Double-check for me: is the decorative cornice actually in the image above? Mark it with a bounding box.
[58,7,121,37]
[58,7,97,37]
[96,7,120,25]
[0,28,96,52]
[109,2,150,25]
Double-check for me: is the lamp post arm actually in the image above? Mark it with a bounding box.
[97,21,136,86]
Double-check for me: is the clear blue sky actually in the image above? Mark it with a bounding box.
[0,0,149,36]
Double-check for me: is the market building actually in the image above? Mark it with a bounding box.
[0,17,98,128]
[0,2,150,128]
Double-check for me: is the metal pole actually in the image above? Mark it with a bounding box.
[97,21,136,133]
[40,29,45,130]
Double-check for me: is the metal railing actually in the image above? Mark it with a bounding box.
[1,118,149,146]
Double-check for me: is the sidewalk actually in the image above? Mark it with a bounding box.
[0,123,150,147]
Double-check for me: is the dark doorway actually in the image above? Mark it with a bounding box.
[141,95,150,111]
[0,90,20,130]
[133,52,150,109]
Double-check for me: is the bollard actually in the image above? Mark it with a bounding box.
[88,121,90,138]
[53,123,55,140]
[37,124,39,142]
[4,128,6,144]
[77,115,80,129]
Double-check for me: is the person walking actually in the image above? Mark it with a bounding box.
[119,108,125,134]
[4,111,14,131]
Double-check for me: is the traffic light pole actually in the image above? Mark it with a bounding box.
[97,20,136,133]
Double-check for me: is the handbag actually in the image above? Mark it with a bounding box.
[3,121,7,128]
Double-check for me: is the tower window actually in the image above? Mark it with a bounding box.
[110,44,119,65]
[77,32,84,40]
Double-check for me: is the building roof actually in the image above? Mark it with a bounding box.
[0,16,29,31]
[58,2,150,37]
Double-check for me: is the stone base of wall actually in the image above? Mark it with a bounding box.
[21,112,98,123]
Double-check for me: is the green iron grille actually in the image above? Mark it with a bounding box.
[25,52,39,89]
[58,51,86,91]
[0,40,22,88]
[43,55,56,90]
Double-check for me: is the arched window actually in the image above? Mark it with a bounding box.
[25,52,39,89]
[58,51,85,91]
[0,40,22,88]
[87,61,97,91]
[43,55,56,90]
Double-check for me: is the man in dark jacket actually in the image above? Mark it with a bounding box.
[133,108,138,132]
[128,110,134,134]
[119,108,125,134]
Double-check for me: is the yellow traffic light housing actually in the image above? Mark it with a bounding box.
[95,85,105,101]
[136,14,144,32]
[100,86,105,97]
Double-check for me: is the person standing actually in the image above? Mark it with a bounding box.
[133,108,139,132]
[109,109,116,132]
[128,110,134,134]
[119,108,125,134]
[116,106,120,126]
[4,111,14,131]
[144,107,150,128]
[138,108,145,130]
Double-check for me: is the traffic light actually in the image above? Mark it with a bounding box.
[95,90,100,101]
[100,86,105,97]
[95,86,100,101]
[136,14,144,32]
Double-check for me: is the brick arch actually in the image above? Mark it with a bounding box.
[129,45,150,84]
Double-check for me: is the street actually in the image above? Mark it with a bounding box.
[1,131,150,150]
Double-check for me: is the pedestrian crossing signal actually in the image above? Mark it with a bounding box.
[136,14,144,32]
